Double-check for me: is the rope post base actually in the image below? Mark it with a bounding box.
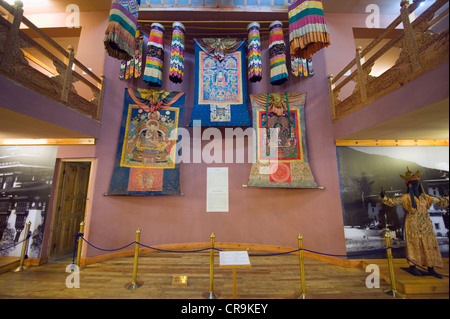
[125,281,144,290]
[126,228,143,290]
[203,291,219,299]
[13,221,31,273]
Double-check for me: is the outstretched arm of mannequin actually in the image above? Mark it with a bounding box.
[380,194,404,207]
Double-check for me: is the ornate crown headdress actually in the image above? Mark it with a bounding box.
[400,166,421,183]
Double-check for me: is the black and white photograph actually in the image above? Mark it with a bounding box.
[0,146,57,259]
[337,146,449,259]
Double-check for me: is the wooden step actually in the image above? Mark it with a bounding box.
[361,258,449,295]
[0,257,20,275]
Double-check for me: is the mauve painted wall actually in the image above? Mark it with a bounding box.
[82,10,441,258]
[81,31,347,259]
[5,9,429,260]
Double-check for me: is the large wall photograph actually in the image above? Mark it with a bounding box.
[0,146,57,259]
[337,146,449,259]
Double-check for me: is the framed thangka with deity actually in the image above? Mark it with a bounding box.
[108,88,185,195]
[189,38,252,127]
[247,93,319,188]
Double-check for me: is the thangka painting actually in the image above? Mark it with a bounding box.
[108,88,185,195]
[189,38,252,127]
[247,93,319,188]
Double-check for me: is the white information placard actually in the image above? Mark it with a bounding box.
[206,167,229,212]
[219,251,251,267]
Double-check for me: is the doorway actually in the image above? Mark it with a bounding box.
[51,161,91,259]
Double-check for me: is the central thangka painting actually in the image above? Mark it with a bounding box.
[189,38,252,127]
[108,88,185,195]
[247,93,319,188]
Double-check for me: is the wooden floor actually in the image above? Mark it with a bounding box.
[0,250,448,300]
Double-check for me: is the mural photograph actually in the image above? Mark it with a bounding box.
[337,146,449,259]
[0,146,57,259]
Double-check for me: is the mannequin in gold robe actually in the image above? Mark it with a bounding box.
[380,167,449,278]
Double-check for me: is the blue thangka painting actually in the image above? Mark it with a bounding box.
[189,38,251,127]
[108,88,185,195]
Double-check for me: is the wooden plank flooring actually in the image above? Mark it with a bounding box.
[0,251,448,299]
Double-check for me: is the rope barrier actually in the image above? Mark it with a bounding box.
[0,231,31,252]
[138,242,212,254]
[80,236,136,252]
[302,247,390,258]
[71,230,447,297]
[249,249,300,257]
[73,233,394,259]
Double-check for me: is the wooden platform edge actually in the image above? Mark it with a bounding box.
[361,259,449,295]
[0,257,20,275]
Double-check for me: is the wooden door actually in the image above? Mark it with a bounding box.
[52,162,91,258]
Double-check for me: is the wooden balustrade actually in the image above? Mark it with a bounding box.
[329,0,449,122]
[0,0,104,121]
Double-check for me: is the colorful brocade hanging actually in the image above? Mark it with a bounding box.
[288,0,331,59]
[291,56,314,77]
[269,21,289,86]
[189,38,252,127]
[169,22,186,84]
[108,88,185,195]
[247,22,262,83]
[144,23,165,87]
[119,28,144,80]
[247,92,319,189]
[104,0,140,61]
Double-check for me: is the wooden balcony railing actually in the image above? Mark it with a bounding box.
[0,0,104,121]
[328,0,449,122]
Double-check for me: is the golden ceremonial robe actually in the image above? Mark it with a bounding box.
[382,194,449,268]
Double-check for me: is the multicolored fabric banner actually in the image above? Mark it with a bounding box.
[189,38,251,127]
[288,0,331,59]
[108,88,185,195]
[104,0,140,61]
[169,22,186,84]
[119,28,144,80]
[247,22,262,83]
[247,93,318,188]
[269,21,289,86]
[144,23,165,87]
[291,56,314,77]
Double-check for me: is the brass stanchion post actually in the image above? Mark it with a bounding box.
[14,221,31,272]
[384,232,397,297]
[296,234,307,299]
[203,232,219,299]
[76,221,85,268]
[126,229,143,290]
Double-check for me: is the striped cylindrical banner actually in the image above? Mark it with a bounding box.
[288,0,331,59]
[169,22,186,84]
[247,22,262,83]
[144,22,165,87]
[269,20,288,86]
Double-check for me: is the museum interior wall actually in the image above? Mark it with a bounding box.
[0,3,448,263]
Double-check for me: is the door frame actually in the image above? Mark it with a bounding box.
[48,158,95,260]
